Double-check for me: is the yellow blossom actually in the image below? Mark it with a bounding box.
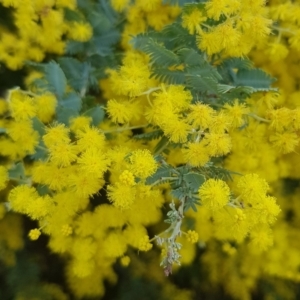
[8,185,39,214]
[9,90,36,121]
[236,173,269,204]
[183,142,210,167]
[186,230,199,244]
[67,22,93,42]
[43,123,70,148]
[28,228,41,241]
[269,131,299,154]
[119,170,135,186]
[198,179,230,211]
[129,149,157,179]
[107,183,136,210]
[182,8,207,35]
[138,235,153,251]
[120,255,131,267]
[0,166,8,191]
[35,93,57,123]
[188,103,216,129]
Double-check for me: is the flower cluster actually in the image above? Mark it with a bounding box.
[0,0,300,299]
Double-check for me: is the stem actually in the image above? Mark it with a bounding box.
[102,124,148,134]
[150,176,178,187]
[248,113,271,123]
[138,87,161,96]
[271,25,295,35]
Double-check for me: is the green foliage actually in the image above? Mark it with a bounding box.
[8,162,26,182]
[138,39,181,67]
[83,105,105,126]
[44,61,67,99]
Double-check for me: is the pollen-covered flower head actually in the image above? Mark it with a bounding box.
[236,173,269,204]
[198,178,230,211]
[129,149,158,179]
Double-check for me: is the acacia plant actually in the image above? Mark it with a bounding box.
[0,0,299,299]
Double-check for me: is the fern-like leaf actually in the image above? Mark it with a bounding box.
[134,130,164,141]
[234,69,275,89]
[186,75,218,93]
[152,68,186,84]
[139,39,180,67]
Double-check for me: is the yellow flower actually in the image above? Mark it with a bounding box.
[269,131,299,154]
[9,90,36,121]
[61,224,73,236]
[0,166,8,191]
[204,133,232,156]
[119,170,135,186]
[35,93,57,123]
[182,8,207,35]
[186,230,199,244]
[236,173,269,203]
[224,100,249,128]
[198,179,230,211]
[129,149,157,179]
[106,99,135,124]
[76,126,106,152]
[77,148,110,177]
[9,185,39,214]
[183,142,210,167]
[43,123,70,148]
[68,22,93,42]
[138,235,152,251]
[48,142,78,167]
[111,0,130,12]
[120,255,131,267]
[188,103,216,129]
[70,116,92,134]
[28,228,41,241]
[107,183,136,210]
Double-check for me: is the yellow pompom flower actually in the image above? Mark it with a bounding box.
[43,123,70,148]
[70,116,92,134]
[198,179,230,211]
[0,166,8,191]
[120,255,131,267]
[106,99,135,124]
[77,148,110,177]
[48,142,78,167]
[182,8,207,35]
[35,93,57,123]
[267,108,293,131]
[183,142,210,167]
[76,126,106,152]
[236,173,269,203]
[119,170,135,186]
[129,149,157,179]
[26,195,53,220]
[111,0,130,12]
[223,100,249,128]
[162,116,190,143]
[68,171,104,198]
[188,103,216,129]
[28,228,41,241]
[61,224,73,236]
[68,22,93,42]
[8,185,39,214]
[103,232,127,258]
[107,183,136,210]
[204,133,232,156]
[186,230,199,244]
[9,90,36,121]
[138,235,153,251]
[269,131,299,154]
